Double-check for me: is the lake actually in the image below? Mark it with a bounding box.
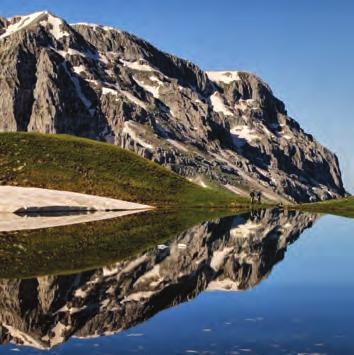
[0,209,353,354]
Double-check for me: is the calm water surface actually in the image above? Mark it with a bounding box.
[0,210,353,354]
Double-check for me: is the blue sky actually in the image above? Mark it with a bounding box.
[1,0,353,191]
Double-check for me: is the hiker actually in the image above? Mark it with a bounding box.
[256,191,262,204]
[250,191,255,204]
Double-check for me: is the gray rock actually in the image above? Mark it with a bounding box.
[0,11,346,202]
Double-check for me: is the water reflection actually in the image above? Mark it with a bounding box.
[0,209,317,350]
[0,209,150,232]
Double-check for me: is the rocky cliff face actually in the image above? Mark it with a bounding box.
[0,209,317,349]
[0,11,346,202]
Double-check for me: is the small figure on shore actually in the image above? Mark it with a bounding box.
[250,191,255,204]
[256,191,262,204]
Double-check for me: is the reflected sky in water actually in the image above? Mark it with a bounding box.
[0,212,353,354]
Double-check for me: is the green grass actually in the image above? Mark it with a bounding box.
[0,132,247,208]
[0,208,248,279]
[295,196,354,218]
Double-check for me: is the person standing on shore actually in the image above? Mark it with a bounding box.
[250,191,255,204]
[256,191,262,204]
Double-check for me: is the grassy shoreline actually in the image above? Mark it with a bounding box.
[289,196,354,219]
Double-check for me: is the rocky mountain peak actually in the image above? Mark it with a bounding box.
[0,11,347,202]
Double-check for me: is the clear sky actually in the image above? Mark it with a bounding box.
[1,0,353,192]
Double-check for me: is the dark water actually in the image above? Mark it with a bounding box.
[0,209,353,354]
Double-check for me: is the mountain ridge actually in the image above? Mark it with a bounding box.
[0,11,346,202]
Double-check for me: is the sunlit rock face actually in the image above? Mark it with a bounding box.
[0,11,346,202]
[0,209,317,349]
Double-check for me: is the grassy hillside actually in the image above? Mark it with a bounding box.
[0,132,247,207]
[297,196,354,218]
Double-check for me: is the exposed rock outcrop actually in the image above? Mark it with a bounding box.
[0,11,346,202]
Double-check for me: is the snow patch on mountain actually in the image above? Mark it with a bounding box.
[41,13,70,40]
[73,22,122,34]
[230,126,260,144]
[210,92,233,116]
[134,77,160,99]
[0,11,47,39]
[207,71,241,84]
[0,11,70,41]
[121,59,156,72]
[121,90,148,110]
[62,63,92,110]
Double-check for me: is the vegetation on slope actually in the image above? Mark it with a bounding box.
[296,196,354,218]
[0,132,247,207]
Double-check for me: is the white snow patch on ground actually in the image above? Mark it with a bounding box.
[210,92,234,116]
[72,22,122,34]
[102,25,122,33]
[149,75,164,85]
[121,59,156,72]
[234,99,259,112]
[102,87,118,96]
[57,47,100,63]
[70,67,148,111]
[134,77,160,99]
[72,65,87,75]
[0,11,48,39]
[230,126,260,143]
[207,71,241,84]
[74,22,99,28]
[92,81,148,110]
[44,14,70,40]
[121,90,148,110]
[62,63,92,110]
[70,75,91,108]
[0,186,151,213]
[122,121,154,150]
[0,11,70,40]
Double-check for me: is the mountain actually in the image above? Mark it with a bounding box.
[0,209,317,349]
[0,11,346,202]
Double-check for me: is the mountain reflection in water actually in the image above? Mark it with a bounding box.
[0,209,317,350]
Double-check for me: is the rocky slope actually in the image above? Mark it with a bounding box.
[0,11,346,202]
[0,209,317,350]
